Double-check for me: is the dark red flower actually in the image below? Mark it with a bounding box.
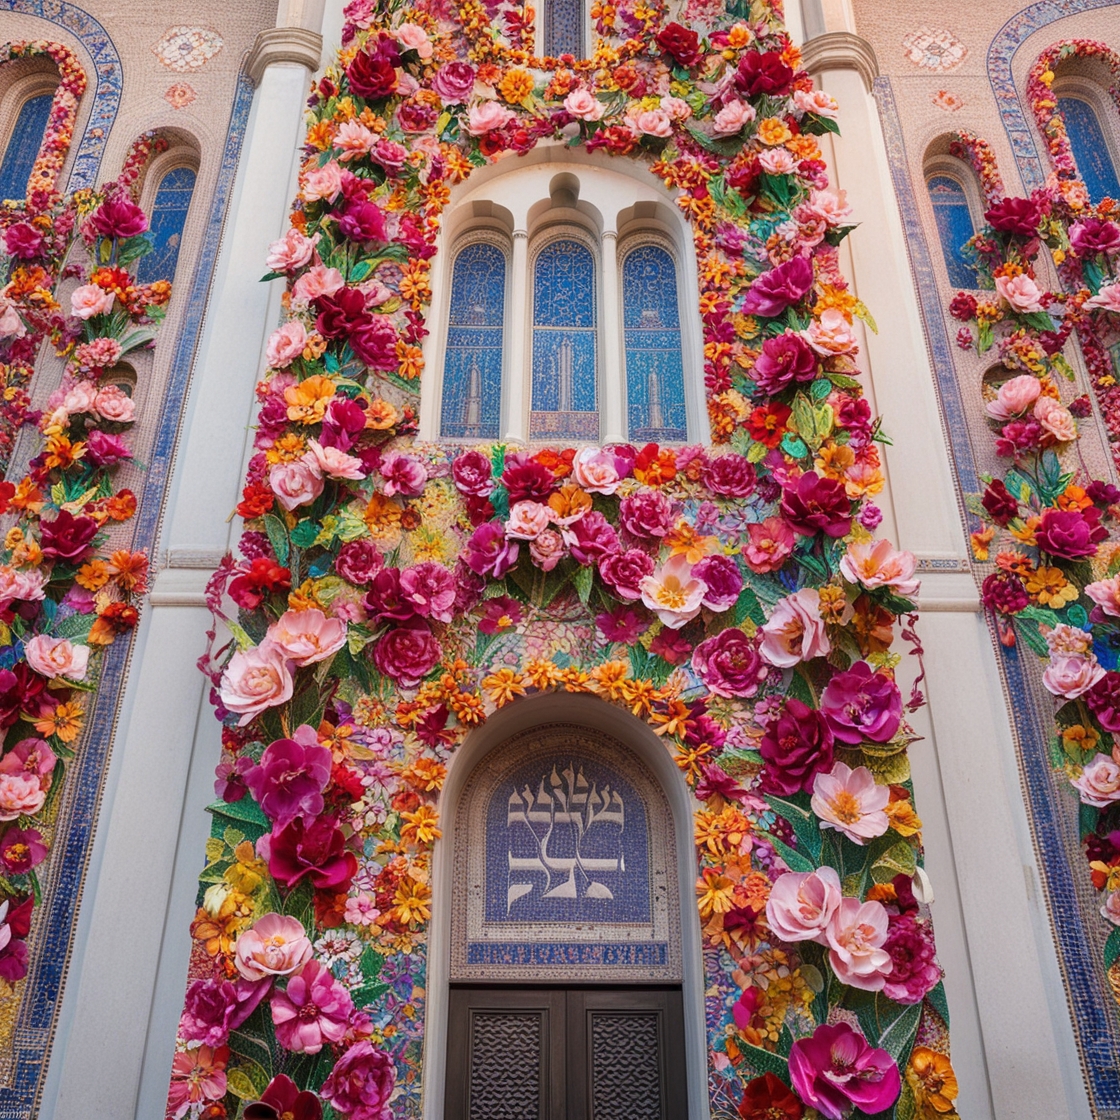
[654,22,702,67]
[500,455,555,503]
[1088,672,1120,733]
[90,197,149,239]
[738,1071,803,1120]
[981,479,1019,525]
[779,471,852,537]
[758,697,834,795]
[263,816,358,891]
[347,39,399,101]
[741,255,814,318]
[1036,506,1106,559]
[38,509,99,561]
[752,331,817,394]
[980,571,1029,615]
[245,1074,323,1120]
[734,51,794,97]
[984,196,1042,238]
[949,292,978,321]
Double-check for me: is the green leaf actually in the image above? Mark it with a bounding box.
[765,793,822,861]
[769,834,816,873]
[572,563,593,605]
[740,1043,790,1081]
[733,587,767,628]
[1012,613,1051,657]
[895,1081,918,1120]
[871,840,917,883]
[810,377,832,401]
[875,999,922,1064]
[1079,800,1100,839]
[227,1056,271,1100]
[925,980,950,1024]
[290,520,320,548]
[207,796,270,840]
[1105,928,1120,970]
[802,112,841,136]
[1022,310,1057,332]
[264,514,290,567]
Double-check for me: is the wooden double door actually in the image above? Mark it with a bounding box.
[446,986,686,1120]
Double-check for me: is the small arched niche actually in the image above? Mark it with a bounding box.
[924,137,984,290]
[426,692,708,1120]
[0,56,61,202]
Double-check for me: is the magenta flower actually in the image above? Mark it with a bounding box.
[759,698,835,795]
[691,629,766,699]
[741,255,813,317]
[431,60,475,102]
[701,453,756,498]
[788,1022,900,1120]
[464,520,519,578]
[90,196,149,239]
[1036,506,1106,559]
[271,960,353,1053]
[780,471,851,537]
[567,510,619,565]
[180,976,266,1048]
[399,561,457,622]
[321,1040,396,1119]
[0,826,47,873]
[245,726,332,827]
[500,456,555,503]
[364,568,417,623]
[335,539,383,585]
[261,816,358,891]
[379,452,427,497]
[619,489,675,538]
[881,914,941,1003]
[599,548,655,600]
[371,620,442,689]
[752,331,818,394]
[1070,217,1120,257]
[820,661,902,744]
[595,606,650,644]
[4,222,42,259]
[691,554,743,610]
[451,449,494,496]
[478,595,522,634]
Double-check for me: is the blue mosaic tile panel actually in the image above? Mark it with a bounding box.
[531,238,598,440]
[136,166,196,285]
[441,241,504,440]
[927,175,977,290]
[467,943,669,966]
[1057,96,1120,203]
[623,244,688,442]
[0,93,51,201]
[543,0,584,58]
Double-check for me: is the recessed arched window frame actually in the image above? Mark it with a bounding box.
[529,233,599,442]
[0,91,54,201]
[440,236,508,440]
[620,239,688,443]
[1056,91,1120,203]
[136,164,197,285]
[924,151,984,289]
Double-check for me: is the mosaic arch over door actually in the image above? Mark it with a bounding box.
[451,722,682,983]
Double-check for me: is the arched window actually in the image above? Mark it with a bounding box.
[136,165,196,284]
[543,0,584,58]
[530,237,598,441]
[1058,95,1120,203]
[0,93,53,201]
[622,243,687,443]
[927,173,977,289]
[440,240,506,440]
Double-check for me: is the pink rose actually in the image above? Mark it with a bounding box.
[23,635,89,681]
[467,101,514,136]
[1043,653,1105,699]
[0,298,25,340]
[1086,576,1120,617]
[711,100,755,137]
[0,567,46,607]
[219,641,295,725]
[529,528,566,571]
[1033,394,1077,442]
[985,374,1041,421]
[266,321,307,368]
[571,447,622,494]
[306,439,365,480]
[839,539,919,597]
[801,188,852,226]
[92,385,135,423]
[380,451,427,496]
[805,308,859,355]
[291,264,344,306]
[743,517,795,573]
[793,88,839,119]
[302,160,343,202]
[1085,282,1120,313]
[825,898,893,991]
[564,90,604,121]
[1073,753,1120,807]
[507,500,551,539]
[62,380,98,415]
[995,273,1046,313]
[267,608,347,666]
[760,587,830,667]
[632,109,672,137]
[660,96,692,121]
[269,458,324,511]
[1102,889,1120,926]
[0,773,45,821]
[266,228,318,272]
[766,868,842,944]
[759,148,797,175]
[395,22,432,57]
[235,913,313,981]
[335,118,378,161]
[70,284,115,320]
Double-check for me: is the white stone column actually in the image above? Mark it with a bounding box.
[503,228,530,444]
[806,35,1092,1120]
[41,21,326,1120]
[600,228,626,444]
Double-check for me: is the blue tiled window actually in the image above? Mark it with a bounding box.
[1058,96,1120,204]
[623,244,687,442]
[927,173,976,289]
[543,0,584,58]
[136,166,196,284]
[531,238,598,441]
[441,241,505,440]
[0,93,53,202]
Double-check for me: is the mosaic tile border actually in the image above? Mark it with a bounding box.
[875,63,1120,1119]
[0,28,255,1108]
[0,0,122,191]
[451,723,682,983]
[987,0,1120,192]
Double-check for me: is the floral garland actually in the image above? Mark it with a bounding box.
[0,175,170,1012]
[0,41,88,474]
[948,109,1120,1007]
[169,3,958,1119]
[946,130,1003,207]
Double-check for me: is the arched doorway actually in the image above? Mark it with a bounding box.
[427,695,706,1120]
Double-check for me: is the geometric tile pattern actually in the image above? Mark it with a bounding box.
[591,1012,662,1119]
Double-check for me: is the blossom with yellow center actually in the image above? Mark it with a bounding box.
[482,667,527,706]
[525,658,562,690]
[620,677,659,717]
[885,798,923,837]
[757,117,793,145]
[392,878,432,927]
[906,1047,960,1116]
[284,374,335,424]
[588,660,630,700]
[1061,723,1100,758]
[401,805,441,846]
[498,68,535,103]
[35,700,84,743]
[696,868,737,919]
[265,433,308,464]
[1025,565,1079,607]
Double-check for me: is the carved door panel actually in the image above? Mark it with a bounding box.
[446,987,685,1120]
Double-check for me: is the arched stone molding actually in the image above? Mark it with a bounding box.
[246,25,324,86]
[800,31,878,92]
[425,691,710,1120]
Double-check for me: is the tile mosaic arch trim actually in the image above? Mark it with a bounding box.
[0,0,122,192]
[987,0,1120,193]
[874,73,1120,1119]
[0,69,255,1120]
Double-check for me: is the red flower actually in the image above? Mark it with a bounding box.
[746,402,791,447]
[263,816,358,892]
[738,1072,803,1120]
[229,557,291,610]
[654,22,702,67]
[39,509,99,561]
[734,51,794,98]
[244,1074,322,1120]
[346,38,399,101]
[780,471,852,537]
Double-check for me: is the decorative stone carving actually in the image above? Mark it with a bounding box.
[245,26,324,86]
[801,32,879,93]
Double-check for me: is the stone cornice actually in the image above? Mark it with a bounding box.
[801,32,879,92]
[246,26,323,85]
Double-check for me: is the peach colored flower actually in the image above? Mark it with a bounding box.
[805,308,859,355]
[23,635,89,681]
[302,159,343,202]
[62,380,98,415]
[291,264,344,305]
[0,773,45,820]
[564,89,604,121]
[1073,753,1120,807]
[632,108,672,137]
[306,439,364,480]
[395,23,432,58]
[266,228,318,272]
[0,297,25,339]
[269,458,324,511]
[234,913,313,980]
[335,118,378,161]
[0,566,46,605]
[1086,576,1120,617]
[759,148,797,175]
[839,539,919,597]
[70,283,115,319]
[267,608,347,666]
[766,867,841,944]
[660,96,692,121]
[467,101,514,135]
[1033,394,1077,442]
[506,500,551,539]
[804,189,852,226]
[760,587,831,667]
[825,897,892,990]
[219,641,294,726]
[571,447,622,494]
[266,320,308,368]
[711,100,755,137]
[985,373,1041,420]
[639,554,707,629]
[811,762,890,844]
[92,385,135,423]
[1084,282,1120,313]
[995,273,1046,313]
[793,88,839,119]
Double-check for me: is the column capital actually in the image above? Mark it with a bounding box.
[246,26,323,86]
[800,32,879,92]
[512,228,529,240]
[602,229,618,241]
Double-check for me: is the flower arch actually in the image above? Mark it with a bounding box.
[947,129,1004,206]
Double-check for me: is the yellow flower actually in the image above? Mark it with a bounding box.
[620,676,659,717]
[284,374,335,424]
[364,493,404,544]
[392,877,432,926]
[400,805,441,846]
[35,700,84,743]
[525,658,562,690]
[817,583,849,623]
[588,660,630,700]
[1061,723,1100,757]
[498,68,534,103]
[885,798,923,837]
[696,868,736,918]
[265,433,308,464]
[757,117,793,145]
[482,667,527,706]
[1024,565,1079,607]
[906,1047,960,1117]
[970,526,995,561]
